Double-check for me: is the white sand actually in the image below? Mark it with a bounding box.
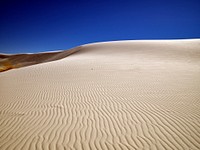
[0,39,200,150]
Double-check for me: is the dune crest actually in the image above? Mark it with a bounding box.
[0,46,81,72]
[0,39,200,150]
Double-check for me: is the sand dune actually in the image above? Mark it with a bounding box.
[0,39,200,150]
[0,46,81,72]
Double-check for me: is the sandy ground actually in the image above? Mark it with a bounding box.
[0,39,200,150]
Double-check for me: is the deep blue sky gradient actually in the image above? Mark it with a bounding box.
[0,0,200,54]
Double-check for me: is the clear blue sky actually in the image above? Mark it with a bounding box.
[0,0,200,54]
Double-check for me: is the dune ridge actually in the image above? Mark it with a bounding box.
[0,39,200,150]
[0,46,81,72]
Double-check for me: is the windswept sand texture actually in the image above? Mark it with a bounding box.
[0,39,200,150]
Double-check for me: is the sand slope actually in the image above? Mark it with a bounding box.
[0,39,200,150]
[0,46,81,72]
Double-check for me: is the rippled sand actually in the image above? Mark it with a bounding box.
[0,39,200,150]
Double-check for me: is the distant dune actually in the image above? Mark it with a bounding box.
[0,46,81,72]
[0,39,200,150]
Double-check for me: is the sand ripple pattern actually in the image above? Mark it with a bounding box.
[0,40,200,150]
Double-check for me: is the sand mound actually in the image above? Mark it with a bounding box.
[0,39,200,150]
[0,46,81,72]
